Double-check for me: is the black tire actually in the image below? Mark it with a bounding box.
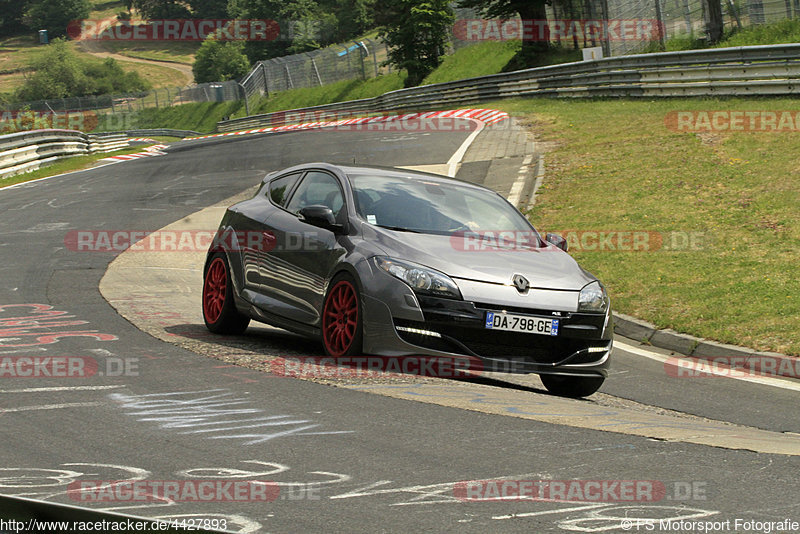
[202,252,250,335]
[321,272,363,357]
[540,374,605,398]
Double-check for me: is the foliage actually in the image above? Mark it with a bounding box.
[228,0,377,63]
[229,0,325,62]
[129,0,191,19]
[0,0,30,37]
[376,0,454,87]
[193,31,250,83]
[457,0,550,66]
[24,0,91,38]
[189,0,230,19]
[318,0,376,42]
[14,39,150,101]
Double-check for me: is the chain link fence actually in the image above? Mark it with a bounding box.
[2,37,389,128]
[4,4,800,133]
[454,0,800,57]
[239,38,389,99]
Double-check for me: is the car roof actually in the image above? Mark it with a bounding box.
[263,162,496,194]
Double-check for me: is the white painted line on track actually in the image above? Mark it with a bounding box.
[111,266,202,272]
[0,385,125,394]
[525,154,546,211]
[1,402,106,412]
[507,153,533,207]
[446,119,484,177]
[493,503,609,520]
[615,340,800,392]
[0,161,122,193]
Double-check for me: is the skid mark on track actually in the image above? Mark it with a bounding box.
[109,388,353,445]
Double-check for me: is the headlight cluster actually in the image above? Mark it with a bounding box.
[578,281,609,313]
[374,256,461,299]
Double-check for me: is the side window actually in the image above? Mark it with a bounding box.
[285,171,344,217]
[268,172,302,206]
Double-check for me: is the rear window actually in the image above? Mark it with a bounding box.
[268,172,302,206]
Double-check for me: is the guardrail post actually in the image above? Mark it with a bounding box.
[655,0,666,48]
[260,62,270,96]
[238,83,251,116]
[600,0,612,57]
[357,41,366,80]
[310,55,323,86]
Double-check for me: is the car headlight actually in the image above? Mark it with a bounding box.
[374,256,461,299]
[578,281,609,313]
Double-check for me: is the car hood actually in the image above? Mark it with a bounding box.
[364,226,595,291]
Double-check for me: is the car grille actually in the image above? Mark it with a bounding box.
[394,319,604,364]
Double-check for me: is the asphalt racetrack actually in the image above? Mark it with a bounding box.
[1,122,798,533]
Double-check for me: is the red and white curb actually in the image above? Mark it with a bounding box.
[183,109,510,141]
[127,137,158,143]
[101,144,169,162]
[102,109,509,165]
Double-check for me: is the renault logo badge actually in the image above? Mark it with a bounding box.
[512,274,530,293]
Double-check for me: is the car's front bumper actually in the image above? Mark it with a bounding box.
[362,293,612,378]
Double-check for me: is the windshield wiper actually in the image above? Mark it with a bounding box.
[375,224,422,233]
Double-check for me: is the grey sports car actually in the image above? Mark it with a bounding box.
[202,163,612,397]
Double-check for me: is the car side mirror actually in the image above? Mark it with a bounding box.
[545,233,568,252]
[299,205,343,233]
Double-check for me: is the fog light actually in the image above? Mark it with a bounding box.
[396,326,441,338]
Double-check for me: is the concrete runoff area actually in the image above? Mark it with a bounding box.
[100,192,800,457]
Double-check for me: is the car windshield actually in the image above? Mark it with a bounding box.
[348,172,541,244]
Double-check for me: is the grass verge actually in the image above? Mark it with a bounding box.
[423,41,522,85]
[100,41,199,66]
[0,145,154,189]
[650,17,800,51]
[490,97,799,356]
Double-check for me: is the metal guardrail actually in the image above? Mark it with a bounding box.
[217,43,800,132]
[0,130,130,180]
[102,128,201,138]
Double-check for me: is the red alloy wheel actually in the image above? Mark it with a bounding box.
[323,280,359,356]
[203,257,227,324]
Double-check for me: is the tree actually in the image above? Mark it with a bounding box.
[702,0,724,43]
[14,39,149,101]
[189,0,230,19]
[457,0,550,67]
[228,0,332,62]
[15,39,90,101]
[319,0,376,42]
[193,31,251,82]
[130,0,191,19]
[0,0,30,36]
[25,0,91,38]
[376,0,454,87]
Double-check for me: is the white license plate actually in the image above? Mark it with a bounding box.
[484,311,559,336]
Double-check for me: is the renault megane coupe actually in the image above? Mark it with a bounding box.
[202,163,612,397]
